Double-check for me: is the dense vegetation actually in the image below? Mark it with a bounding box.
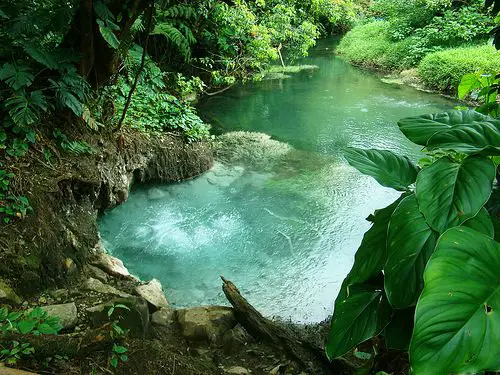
[0,0,362,224]
[338,0,500,91]
[327,0,500,373]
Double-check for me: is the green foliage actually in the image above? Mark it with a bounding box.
[459,71,500,117]
[106,304,130,369]
[53,129,94,155]
[0,306,62,365]
[327,109,500,375]
[0,165,32,224]
[418,45,500,91]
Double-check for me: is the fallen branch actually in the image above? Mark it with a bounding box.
[221,276,350,375]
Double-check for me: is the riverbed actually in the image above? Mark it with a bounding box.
[99,39,455,323]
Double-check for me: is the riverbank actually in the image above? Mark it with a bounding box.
[336,21,500,95]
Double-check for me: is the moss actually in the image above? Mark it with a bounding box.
[418,45,500,92]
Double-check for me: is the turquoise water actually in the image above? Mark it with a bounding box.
[99,40,455,323]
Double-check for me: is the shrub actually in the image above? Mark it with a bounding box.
[418,45,500,92]
[337,21,415,70]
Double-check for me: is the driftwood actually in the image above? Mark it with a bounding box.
[221,276,350,375]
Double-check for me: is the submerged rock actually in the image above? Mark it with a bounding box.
[135,279,169,310]
[41,303,78,330]
[177,306,236,343]
[214,132,291,171]
[0,279,21,305]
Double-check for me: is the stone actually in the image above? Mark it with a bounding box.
[225,366,251,374]
[177,306,236,343]
[86,265,109,283]
[92,251,131,279]
[38,296,47,304]
[0,279,21,305]
[84,278,131,298]
[86,297,150,338]
[222,324,252,354]
[135,279,168,310]
[41,303,78,330]
[151,307,176,326]
[49,289,69,300]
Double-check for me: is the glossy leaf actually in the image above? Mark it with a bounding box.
[410,227,500,374]
[462,207,494,238]
[345,148,419,191]
[326,283,392,360]
[384,308,415,351]
[17,319,37,334]
[348,196,404,284]
[398,110,491,145]
[385,195,437,308]
[426,121,500,155]
[416,156,495,233]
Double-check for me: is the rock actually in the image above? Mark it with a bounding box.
[225,366,252,374]
[38,296,47,304]
[223,324,252,354]
[177,306,236,343]
[0,279,21,305]
[84,278,131,298]
[86,265,109,283]
[135,279,168,310]
[41,303,78,330]
[92,251,131,279]
[151,307,176,327]
[86,297,150,338]
[49,289,69,300]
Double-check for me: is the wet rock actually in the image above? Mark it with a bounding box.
[135,279,168,310]
[41,303,78,330]
[223,324,253,354]
[151,307,176,327]
[92,251,131,279]
[0,279,21,305]
[177,306,236,343]
[86,265,109,283]
[86,297,150,338]
[84,278,131,297]
[225,366,252,374]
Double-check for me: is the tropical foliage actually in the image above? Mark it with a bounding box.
[327,109,500,373]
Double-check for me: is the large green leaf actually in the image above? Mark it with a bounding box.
[348,196,404,284]
[462,207,494,238]
[426,121,500,155]
[385,195,437,308]
[384,308,415,350]
[97,20,119,49]
[345,148,419,191]
[416,156,495,233]
[326,283,392,360]
[398,110,491,145]
[410,227,500,374]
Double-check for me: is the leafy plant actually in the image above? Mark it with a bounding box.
[327,109,500,374]
[0,306,62,366]
[459,71,500,117]
[53,129,94,155]
[0,166,32,224]
[107,304,130,369]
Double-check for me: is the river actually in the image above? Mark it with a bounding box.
[98,39,455,323]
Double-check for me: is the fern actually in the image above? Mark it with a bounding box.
[5,90,51,127]
[152,23,192,60]
[162,5,195,19]
[0,63,35,90]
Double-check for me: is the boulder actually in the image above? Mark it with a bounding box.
[135,279,168,310]
[84,278,131,298]
[85,265,109,283]
[222,324,253,354]
[41,303,78,330]
[92,251,131,279]
[0,279,21,305]
[86,297,150,338]
[151,307,176,327]
[177,306,235,343]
